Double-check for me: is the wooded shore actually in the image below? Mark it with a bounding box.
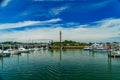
[50,46,85,49]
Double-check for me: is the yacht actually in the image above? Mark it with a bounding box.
[0,49,10,57]
[18,47,29,53]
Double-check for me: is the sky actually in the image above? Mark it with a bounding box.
[0,0,120,42]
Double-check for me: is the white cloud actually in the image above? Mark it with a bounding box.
[0,18,120,42]
[94,18,120,28]
[42,18,61,23]
[0,21,40,30]
[50,6,69,16]
[0,0,11,8]
[0,18,61,30]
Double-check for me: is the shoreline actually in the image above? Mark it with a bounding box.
[49,46,85,49]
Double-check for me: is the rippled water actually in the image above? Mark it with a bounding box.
[0,49,120,80]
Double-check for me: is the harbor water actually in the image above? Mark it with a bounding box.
[0,49,120,80]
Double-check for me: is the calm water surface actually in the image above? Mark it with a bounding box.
[0,49,120,80]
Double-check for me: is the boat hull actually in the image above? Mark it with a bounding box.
[108,54,120,57]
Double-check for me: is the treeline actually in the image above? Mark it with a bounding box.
[1,41,119,46]
[51,40,88,46]
[51,40,120,46]
[0,41,48,45]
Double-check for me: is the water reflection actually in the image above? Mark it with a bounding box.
[1,50,120,80]
[49,49,62,61]
[17,54,20,63]
[0,50,119,69]
[27,53,29,61]
[49,49,54,57]
[108,57,112,71]
[0,57,4,69]
[59,49,62,61]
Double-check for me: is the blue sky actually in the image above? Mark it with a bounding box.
[0,0,120,42]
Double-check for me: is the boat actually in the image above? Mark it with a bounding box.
[28,48,34,52]
[84,43,107,51]
[11,50,21,55]
[0,50,11,57]
[2,52,11,57]
[108,54,120,57]
[6,49,21,55]
[108,50,120,57]
[18,47,29,53]
[84,46,92,50]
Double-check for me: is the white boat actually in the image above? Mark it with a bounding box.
[84,43,107,51]
[84,46,92,50]
[18,47,29,53]
[108,50,120,57]
[113,50,120,54]
[34,47,40,51]
[0,50,11,57]
[28,48,34,51]
[33,47,45,51]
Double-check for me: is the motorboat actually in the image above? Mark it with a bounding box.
[84,46,92,50]
[18,47,29,53]
[108,50,120,57]
[0,50,11,57]
[84,43,107,51]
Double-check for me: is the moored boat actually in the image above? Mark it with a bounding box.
[0,50,11,57]
[84,46,92,50]
[18,47,29,53]
[108,50,120,57]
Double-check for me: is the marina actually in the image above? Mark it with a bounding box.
[0,41,119,57]
[0,40,119,80]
